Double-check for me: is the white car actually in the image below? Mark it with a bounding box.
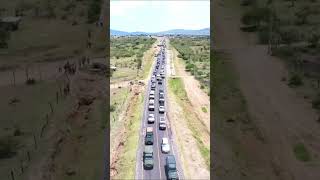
[148,114,155,123]
[161,138,170,153]
[159,117,166,130]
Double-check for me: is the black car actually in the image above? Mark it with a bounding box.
[158,80,162,85]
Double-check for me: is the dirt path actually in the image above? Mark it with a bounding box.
[168,42,210,132]
[214,0,320,179]
[167,88,210,179]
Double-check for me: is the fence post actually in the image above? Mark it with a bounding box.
[56,92,59,104]
[12,70,16,86]
[20,160,24,174]
[49,102,53,114]
[38,65,42,81]
[27,151,30,162]
[46,114,49,124]
[10,170,15,180]
[33,134,37,149]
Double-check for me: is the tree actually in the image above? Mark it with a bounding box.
[308,30,320,48]
[0,28,10,48]
[295,6,311,25]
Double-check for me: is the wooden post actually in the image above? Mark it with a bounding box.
[38,65,42,81]
[33,134,37,149]
[10,170,15,180]
[25,66,29,81]
[49,102,53,113]
[12,70,16,86]
[27,151,30,162]
[56,92,59,104]
[20,160,24,174]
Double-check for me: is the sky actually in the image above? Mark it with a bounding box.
[110,0,210,33]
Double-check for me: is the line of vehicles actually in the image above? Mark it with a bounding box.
[142,40,179,180]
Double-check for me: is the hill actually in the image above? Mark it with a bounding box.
[110,28,210,36]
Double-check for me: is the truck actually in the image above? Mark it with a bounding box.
[145,127,153,145]
[143,145,154,170]
[165,155,179,180]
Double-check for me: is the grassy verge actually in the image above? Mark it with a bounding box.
[110,87,130,128]
[114,93,144,179]
[141,42,157,79]
[168,78,210,168]
[212,51,259,178]
[293,143,311,162]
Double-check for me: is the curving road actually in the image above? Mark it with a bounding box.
[135,37,184,180]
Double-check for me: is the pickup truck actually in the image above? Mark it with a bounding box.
[143,145,154,169]
[165,155,179,180]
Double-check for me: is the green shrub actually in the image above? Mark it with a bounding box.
[288,73,303,87]
[258,29,269,44]
[87,0,101,23]
[185,63,194,71]
[312,95,320,109]
[110,104,116,112]
[293,143,311,162]
[0,137,18,159]
[241,7,271,26]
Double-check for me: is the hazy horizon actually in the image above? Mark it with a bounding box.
[111,0,210,33]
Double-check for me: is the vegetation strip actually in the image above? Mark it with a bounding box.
[113,91,144,179]
[168,77,210,168]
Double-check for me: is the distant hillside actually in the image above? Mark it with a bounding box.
[110,28,210,36]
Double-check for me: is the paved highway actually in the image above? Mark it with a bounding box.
[135,37,184,180]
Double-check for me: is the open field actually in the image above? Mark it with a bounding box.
[169,36,210,94]
[110,37,157,83]
[0,0,106,179]
[237,0,320,112]
[214,0,320,179]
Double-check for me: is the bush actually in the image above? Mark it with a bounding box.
[87,0,101,23]
[288,74,303,87]
[312,95,320,109]
[110,104,116,112]
[185,63,194,71]
[258,29,269,44]
[293,143,311,162]
[0,137,18,159]
[279,28,300,45]
[241,7,271,26]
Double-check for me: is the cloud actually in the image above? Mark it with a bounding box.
[111,0,147,17]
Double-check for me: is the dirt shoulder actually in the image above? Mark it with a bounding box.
[167,78,210,179]
[214,0,320,179]
[168,42,210,132]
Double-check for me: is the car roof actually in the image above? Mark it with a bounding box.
[166,155,176,163]
[146,127,153,132]
[162,138,168,143]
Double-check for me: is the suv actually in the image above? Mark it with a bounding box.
[159,105,165,113]
[145,127,153,145]
[158,79,163,85]
[151,83,156,90]
[148,113,155,123]
[161,138,170,153]
[165,155,179,180]
[159,117,166,130]
[143,145,154,169]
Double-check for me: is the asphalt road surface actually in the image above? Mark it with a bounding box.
[135,37,184,180]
